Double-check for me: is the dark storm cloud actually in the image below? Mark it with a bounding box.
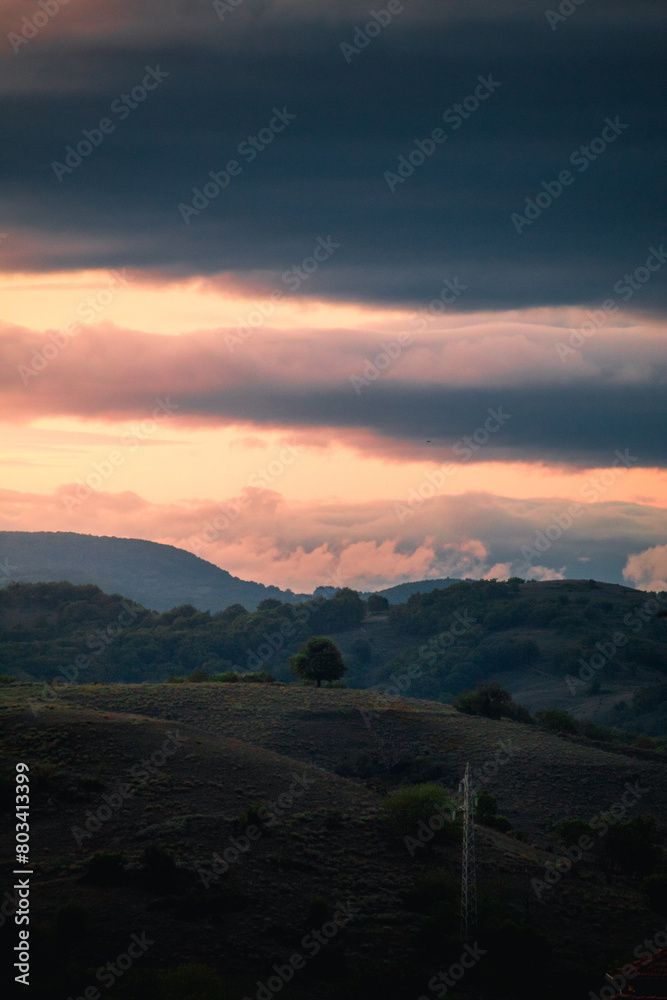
[177,381,666,469]
[1,0,665,310]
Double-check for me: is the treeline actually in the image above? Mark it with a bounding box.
[0,581,370,683]
[376,578,667,703]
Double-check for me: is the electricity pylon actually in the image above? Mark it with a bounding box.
[459,762,477,942]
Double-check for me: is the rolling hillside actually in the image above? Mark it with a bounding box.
[0,531,461,612]
[2,573,667,735]
[1,682,666,999]
[0,530,308,612]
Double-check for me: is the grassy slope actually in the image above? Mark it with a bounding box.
[2,683,665,998]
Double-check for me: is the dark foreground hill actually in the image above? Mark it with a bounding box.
[1,682,666,1000]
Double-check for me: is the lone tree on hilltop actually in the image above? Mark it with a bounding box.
[289,636,346,688]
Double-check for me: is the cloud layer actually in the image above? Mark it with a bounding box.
[2,483,665,592]
[1,0,665,309]
[3,308,666,468]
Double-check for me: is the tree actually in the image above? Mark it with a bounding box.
[366,593,389,615]
[289,637,347,688]
[454,682,533,723]
[258,598,282,611]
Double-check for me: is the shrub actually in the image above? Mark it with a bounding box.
[475,790,513,833]
[166,675,184,683]
[239,670,275,683]
[454,682,532,723]
[381,783,456,838]
[186,668,210,683]
[484,813,513,833]
[557,819,592,846]
[0,674,14,685]
[475,790,498,823]
[211,671,238,682]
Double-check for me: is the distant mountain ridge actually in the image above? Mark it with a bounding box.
[0,531,308,612]
[0,531,461,612]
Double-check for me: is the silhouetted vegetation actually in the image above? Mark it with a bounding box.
[289,636,347,687]
[454,682,533,723]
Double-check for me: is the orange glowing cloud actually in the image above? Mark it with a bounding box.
[1,485,666,593]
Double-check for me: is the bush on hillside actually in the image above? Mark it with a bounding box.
[381,783,457,838]
[454,682,532,723]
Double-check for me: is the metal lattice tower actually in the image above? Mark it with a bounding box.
[460,762,477,942]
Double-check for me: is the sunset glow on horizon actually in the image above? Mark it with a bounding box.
[2,0,666,594]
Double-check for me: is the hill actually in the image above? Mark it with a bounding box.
[360,577,463,604]
[1,681,666,999]
[0,530,463,612]
[3,574,667,735]
[0,530,310,612]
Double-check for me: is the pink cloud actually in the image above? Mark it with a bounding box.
[2,484,665,592]
[623,544,667,593]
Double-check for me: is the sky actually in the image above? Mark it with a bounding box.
[1,0,666,594]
